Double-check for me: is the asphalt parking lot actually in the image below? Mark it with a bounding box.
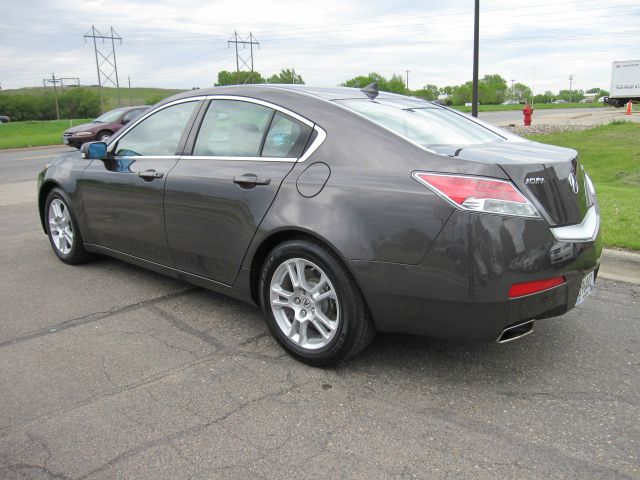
[1,146,639,479]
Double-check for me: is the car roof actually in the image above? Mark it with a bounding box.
[169,84,433,107]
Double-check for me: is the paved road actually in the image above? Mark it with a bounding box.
[0,148,639,479]
[479,106,640,126]
[0,146,75,185]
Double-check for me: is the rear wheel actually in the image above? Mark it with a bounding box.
[45,188,91,264]
[260,239,375,366]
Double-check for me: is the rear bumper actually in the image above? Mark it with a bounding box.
[349,209,602,342]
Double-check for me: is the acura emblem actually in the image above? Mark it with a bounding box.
[568,173,579,194]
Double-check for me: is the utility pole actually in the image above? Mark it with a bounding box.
[128,76,132,106]
[292,68,296,84]
[84,25,123,112]
[405,70,410,90]
[568,74,575,103]
[471,0,480,117]
[227,32,260,84]
[43,73,61,120]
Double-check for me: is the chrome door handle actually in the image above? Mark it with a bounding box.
[138,169,164,179]
[233,174,271,187]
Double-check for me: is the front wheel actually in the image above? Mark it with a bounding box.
[260,239,375,366]
[97,130,112,143]
[45,188,92,264]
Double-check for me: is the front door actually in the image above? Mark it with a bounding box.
[81,100,200,265]
[164,98,314,285]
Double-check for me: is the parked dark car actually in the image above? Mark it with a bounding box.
[0,115,10,123]
[62,106,148,148]
[37,84,601,366]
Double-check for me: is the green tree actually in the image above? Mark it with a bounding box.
[412,84,439,101]
[267,69,304,84]
[533,90,554,104]
[215,70,266,86]
[479,74,508,104]
[508,82,532,102]
[341,72,407,94]
[59,88,100,118]
[341,72,386,89]
[586,87,609,99]
[557,89,585,102]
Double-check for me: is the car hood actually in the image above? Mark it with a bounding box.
[64,122,99,134]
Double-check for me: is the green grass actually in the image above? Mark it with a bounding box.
[0,119,91,149]
[524,122,640,251]
[0,86,185,111]
[452,102,606,113]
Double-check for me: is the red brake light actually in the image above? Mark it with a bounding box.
[509,276,566,298]
[413,172,539,218]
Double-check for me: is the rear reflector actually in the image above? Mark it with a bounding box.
[509,276,566,298]
[413,172,539,218]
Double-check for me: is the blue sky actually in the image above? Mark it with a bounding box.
[1,0,638,93]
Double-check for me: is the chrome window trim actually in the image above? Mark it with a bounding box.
[203,95,314,127]
[298,126,326,163]
[107,94,327,163]
[186,156,298,163]
[550,205,600,242]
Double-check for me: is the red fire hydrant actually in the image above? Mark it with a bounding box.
[523,104,534,126]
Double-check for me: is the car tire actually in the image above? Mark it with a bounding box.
[97,130,112,143]
[260,239,375,366]
[45,188,92,265]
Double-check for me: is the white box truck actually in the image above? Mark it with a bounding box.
[604,60,640,108]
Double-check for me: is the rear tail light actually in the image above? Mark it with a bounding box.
[509,276,566,298]
[413,172,539,218]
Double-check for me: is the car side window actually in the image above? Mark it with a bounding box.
[262,112,313,158]
[193,100,272,157]
[115,102,197,157]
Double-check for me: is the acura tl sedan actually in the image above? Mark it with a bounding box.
[37,84,601,366]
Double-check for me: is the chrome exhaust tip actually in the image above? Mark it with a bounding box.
[498,320,534,344]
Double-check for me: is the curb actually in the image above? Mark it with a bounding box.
[599,248,640,285]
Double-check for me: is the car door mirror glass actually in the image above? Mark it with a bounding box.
[80,141,108,160]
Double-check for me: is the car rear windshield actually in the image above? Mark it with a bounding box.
[335,99,503,146]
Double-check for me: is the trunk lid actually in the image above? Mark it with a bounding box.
[447,140,589,226]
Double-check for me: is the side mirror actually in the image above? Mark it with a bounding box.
[80,141,108,160]
[122,118,130,125]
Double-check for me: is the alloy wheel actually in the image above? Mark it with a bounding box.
[48,198,74,255]
[269,258,340,350]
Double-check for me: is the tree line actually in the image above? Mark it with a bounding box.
[0,88,101,121]
[1,69,610,122]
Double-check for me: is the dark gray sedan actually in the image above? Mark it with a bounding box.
[37,84,602,366]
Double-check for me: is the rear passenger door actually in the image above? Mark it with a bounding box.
[164,98,314,285]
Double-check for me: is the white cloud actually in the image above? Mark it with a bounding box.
[0,0,638,92]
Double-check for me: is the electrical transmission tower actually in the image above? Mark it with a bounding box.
[42,74,81,120]
[84,26,123,112]
[227,31,260,84]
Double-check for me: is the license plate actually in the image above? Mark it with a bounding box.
[62,137,69,144]
[575,271,595,306]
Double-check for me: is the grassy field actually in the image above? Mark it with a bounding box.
[0,86,184,111]
[525,122,640,251]
[0,119,91,149]
[453,102,606,113]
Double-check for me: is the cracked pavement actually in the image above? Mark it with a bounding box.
[0,147,639,479]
